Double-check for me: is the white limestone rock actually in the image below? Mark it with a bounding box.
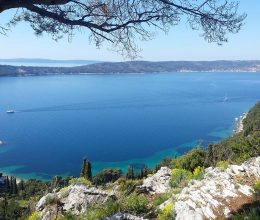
[137,167,171,194]
[36,184,115,219]
[172,157,260,220]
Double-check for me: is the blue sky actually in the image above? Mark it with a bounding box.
[0,1,259,61]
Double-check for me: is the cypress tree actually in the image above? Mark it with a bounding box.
[6,176,10,193]
[86,160,92,180]
[80,157,87,178]
[11,177,18,194]
[126,165,134,179]
[18,179,25,191]
[10,176,13,194]
[141,166,149,178]
[80,157,92,180]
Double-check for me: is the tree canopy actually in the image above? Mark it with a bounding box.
[0,0,246,57]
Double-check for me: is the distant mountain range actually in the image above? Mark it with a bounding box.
[0,58,100,65]
[0,60,260,76]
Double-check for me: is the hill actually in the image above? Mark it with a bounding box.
[0,60,260,76]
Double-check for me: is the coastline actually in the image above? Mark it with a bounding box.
[234,112,247,133]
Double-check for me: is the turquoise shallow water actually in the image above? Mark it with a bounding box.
[0,72,260,180]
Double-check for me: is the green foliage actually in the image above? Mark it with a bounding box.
[28,211,41,220]
[20,179,51,200]
[170,169,192,188]
[253,180,260,198]
[126,165,134,180]
[152,194,171,210]
[80,157,92,180]
[62,212,75,220]
[117,179,143,194]
[45,194,57,205]
[69,177,92,186]
[59,187,69,198]
[243,102,260,136]
[193,166,205,180]
[155,157,172,171]
[93,168,122,185]
[79,200,119,220]
[171,148,206,172]
[0,198,23,220]
[232,206,260,220]
[157,203,174,220]
[205,133,256,166]
[216,161,229,171]
[120,192,148,214]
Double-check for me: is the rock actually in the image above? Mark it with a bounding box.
[171,157,260,220]
[36,193,56,211]
[36,184,115,219]
[137,167,171,194]
[106,212,147,220]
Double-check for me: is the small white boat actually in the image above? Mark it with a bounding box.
[6,110,15,113]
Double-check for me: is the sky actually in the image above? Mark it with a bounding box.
[0,0,259,61]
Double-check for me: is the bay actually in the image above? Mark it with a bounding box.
[0,72,259,180]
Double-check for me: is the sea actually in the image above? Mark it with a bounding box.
[0,72,260,180]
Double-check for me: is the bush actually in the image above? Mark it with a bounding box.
[59,187,69,198]
[193,166,205,180]
[69,177,92,186]
[253,180,260,199]
[158,203,174,220]
[79,200,119,220]
[117,179,143,194]
[120,192,148,214]
[170,169,192,188]
[232,207,260,220]
[93,168,122,185]
[45,194,57,205]
[171,148,206,172]
[216,161,229,171]
[152,194,171,210]
[243,102,260,136]
[28,211,40,220]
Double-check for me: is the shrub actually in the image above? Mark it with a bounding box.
[120,192,148,214]
[80,200,119,220]
[193,166,205,180]
[171,148,206,172]
[152,194,170,210]
[59,187,69,198]
[28,211,40,220]
[253,180,260,199]
[216,161,229,171]
[69,177,92,186]
[45,194,57,205]
[232,207,260,220]
[117,179,143,194]
[93,168,122,185]
[170,169,192,188]
[158,203,174,220]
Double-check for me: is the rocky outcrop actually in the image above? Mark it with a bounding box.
[106,212,147,220]
[36,184,115,219]
[170,157,260,220]
[137,167,171,194]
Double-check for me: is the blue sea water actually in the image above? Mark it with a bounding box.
[0,72,260,180]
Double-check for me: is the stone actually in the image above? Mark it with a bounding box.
[171,157,260,220]
[137,167,171,194]
[36,184,115,219]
